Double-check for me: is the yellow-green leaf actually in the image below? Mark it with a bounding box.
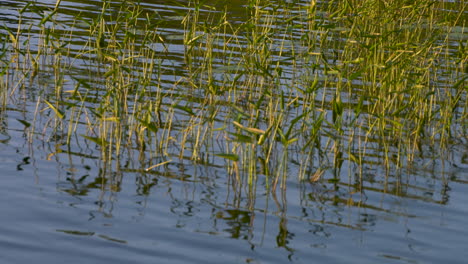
[232,121,265,135]
[44,100,64,119]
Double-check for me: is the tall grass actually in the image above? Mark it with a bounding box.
[0,0,466,194]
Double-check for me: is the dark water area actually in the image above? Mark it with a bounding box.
[1,0,467,263]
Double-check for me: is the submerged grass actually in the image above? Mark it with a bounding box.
[0,0,466,193]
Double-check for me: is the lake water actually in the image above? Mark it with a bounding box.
[1,0,467,263]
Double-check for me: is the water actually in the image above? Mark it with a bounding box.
[1,0,467,263]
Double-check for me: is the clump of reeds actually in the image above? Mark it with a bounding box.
[1,0,466,194]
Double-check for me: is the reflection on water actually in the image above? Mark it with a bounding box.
[0,0,467,263]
